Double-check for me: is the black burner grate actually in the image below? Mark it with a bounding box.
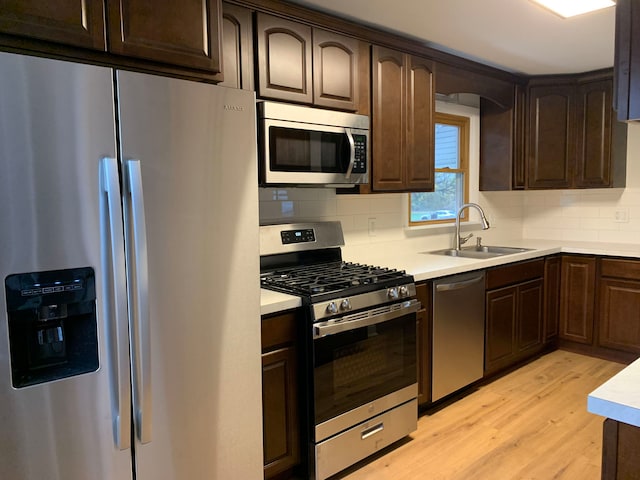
[260,261,409,298]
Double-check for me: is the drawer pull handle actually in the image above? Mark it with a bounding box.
[361,422,384,440]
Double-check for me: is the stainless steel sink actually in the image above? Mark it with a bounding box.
[426,245,532,259]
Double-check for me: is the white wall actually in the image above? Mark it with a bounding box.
[259,115,640,251]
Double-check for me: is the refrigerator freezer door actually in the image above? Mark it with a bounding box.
[116,72,263,479]
[0,53,133,479]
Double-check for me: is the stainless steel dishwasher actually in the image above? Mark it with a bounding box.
[432,271,485,401]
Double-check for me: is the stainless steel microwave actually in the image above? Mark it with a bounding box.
[257,101,369,187]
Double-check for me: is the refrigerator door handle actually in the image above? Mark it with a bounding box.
[124,159,152,444]
[99,157,132,451]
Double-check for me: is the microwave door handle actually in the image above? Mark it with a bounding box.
[345,128,356,179]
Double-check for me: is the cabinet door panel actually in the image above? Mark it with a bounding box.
[220,3,253,90]
[559,256,596,344]
[485,287,517,374]
[527,86,573,189]
[517,279,543,352]
[372,46,405,190]
[0,0,105,50]
[262,346,300,478]
[544,256,561,342]
[574,80,612,188]
[599,278,640,354]
[107,0,221,72]
[256,13,312,103]
[405,54,435,191]
[313,29,358,111]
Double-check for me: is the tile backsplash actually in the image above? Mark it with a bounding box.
[259,123,640,251]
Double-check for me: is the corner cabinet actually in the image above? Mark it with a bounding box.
[371,45,435,192]
[261,310,301,480]
[255,13,360,111]
[526,73,626,189]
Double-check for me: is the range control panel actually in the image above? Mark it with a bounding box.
[281,228,316,245]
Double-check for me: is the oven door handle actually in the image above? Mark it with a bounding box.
[313,299,420,338]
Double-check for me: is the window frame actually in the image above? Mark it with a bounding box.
[408,111,470,226]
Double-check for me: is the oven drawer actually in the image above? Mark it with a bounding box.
[315,399,417,480]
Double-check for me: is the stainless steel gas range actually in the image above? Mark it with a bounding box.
[260,222,419,480]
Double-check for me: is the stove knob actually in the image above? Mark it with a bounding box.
[399,286,409,298]
[388,287,399,300]
[326,302,338,315]
[340,299,352,311]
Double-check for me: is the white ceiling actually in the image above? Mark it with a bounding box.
[287,0,616,75]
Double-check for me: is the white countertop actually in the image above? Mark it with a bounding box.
[260,238,640,315]
[588,356,640,428]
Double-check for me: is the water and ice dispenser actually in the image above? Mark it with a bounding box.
[4,267,99,388]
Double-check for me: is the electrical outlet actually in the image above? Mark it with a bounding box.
[368,217,377,236]
[614,208,629,223]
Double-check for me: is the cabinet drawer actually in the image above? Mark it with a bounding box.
[262,310,298,350]
[601,258,640,280]
[486,259,544,290]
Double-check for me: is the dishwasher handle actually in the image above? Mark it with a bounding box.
[435,275,484,292]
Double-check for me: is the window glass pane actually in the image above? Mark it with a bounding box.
[410,172,464,222]
[434,123,459,169]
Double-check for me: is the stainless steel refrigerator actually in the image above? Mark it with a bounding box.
[0,51,263,479]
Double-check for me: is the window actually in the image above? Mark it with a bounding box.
[409,112,470,225]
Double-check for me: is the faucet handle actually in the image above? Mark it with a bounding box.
[460,233,473,246]
[476,236,482,247]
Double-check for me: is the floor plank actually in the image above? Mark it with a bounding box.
[334,350,626,480]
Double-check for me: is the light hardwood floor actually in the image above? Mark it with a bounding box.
[336,350,626,480]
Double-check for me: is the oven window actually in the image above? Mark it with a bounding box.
[313,313,417,425]
[269,126,350,172]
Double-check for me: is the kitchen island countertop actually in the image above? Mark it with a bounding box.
[588,356,640,427]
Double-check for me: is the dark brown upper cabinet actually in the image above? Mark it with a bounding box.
[371,45,435,191]
[220,2,253,90]
[107,0,222,73]
[256,13,312,104]
[0,0,106,50]
[527,82,574,189]
[434,61,522,192]
[614,0,640,121]
[0,0,224,78]
[255,13,359,111]
[312,28,359,111]
[526,72,626,190]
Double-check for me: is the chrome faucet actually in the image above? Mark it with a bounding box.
[455,203,490,250]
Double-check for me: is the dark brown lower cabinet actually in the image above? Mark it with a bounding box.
[598,258,640,355]
[559,255,596,344]
[602,418,640,479]
[261,311,300,480]
[415,282,432,406]
[485,260,544,375]
[543,256,561,342]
